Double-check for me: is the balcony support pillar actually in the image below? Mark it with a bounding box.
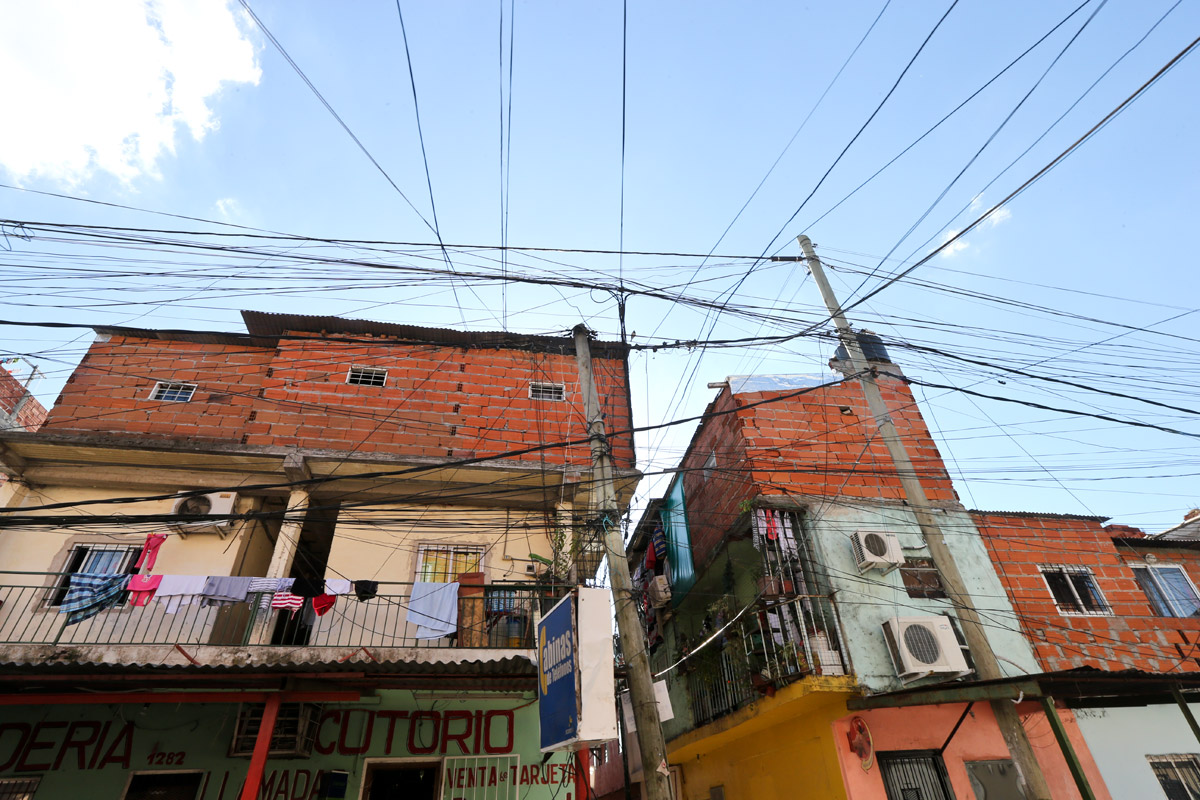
[248,488,310,644]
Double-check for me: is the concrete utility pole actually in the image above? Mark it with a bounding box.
[573,324,672,800]
[797,236,1053,799]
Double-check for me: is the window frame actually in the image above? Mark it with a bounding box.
[528,381,566,402]
[120,771,206,800]
[148,381,197,402]
[415,543,486,583]
[1039,564,1112,616]
[900,557,948,600]
[345,365,388,387]
[1134,564,1200,618]
[0,777,42,800]
[47,544,143,607]
[1148,753,1200,799]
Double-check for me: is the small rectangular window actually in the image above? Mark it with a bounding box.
[416,544,485,582]
[1040,565,1111,616]
[49,544,143,607]
[1148,754,1200,799]
[1134,565,1200,618]
[230,703,322,757]
[0,777,41,800]
[149,382,196,402]
[529,382,565,402]
[901,558,947,599]
[346,366,388,387]
[123,772,205,800]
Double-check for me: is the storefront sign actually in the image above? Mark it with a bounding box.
[537,593,578,751]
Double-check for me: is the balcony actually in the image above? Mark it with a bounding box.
[0,572,554,669]
[682,594,849,727]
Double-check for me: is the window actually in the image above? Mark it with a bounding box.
[346,366,388,387]
[123,772,205,800]
[149,382,196,402]
[529,381,565,402]
[1040,565,1111,615]
[416,544,484,582]
[49,544,143,606]
[1134,565,1200,618]
[1149,754,1200,799]
[900,558,947,599]
[230,703,322,757]
[0,778,40,800]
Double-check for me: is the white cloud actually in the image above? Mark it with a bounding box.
[940,229,969,259]
[215,197,242,221]
[985,205,1012,227]
[968,193,984,212]
[0,0,260,186]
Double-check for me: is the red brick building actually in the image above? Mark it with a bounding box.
[974,510,1200,673]
[0,364,47,432]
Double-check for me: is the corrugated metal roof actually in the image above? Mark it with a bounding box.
[241,310,628,357]
[726,374,831,394]
[0,651,535,675]
[967,509,1109,523]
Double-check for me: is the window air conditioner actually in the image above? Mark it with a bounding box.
[850,530,903,574]
[648,575,672,609]
[882,616,971,683]
[171,491,239,539]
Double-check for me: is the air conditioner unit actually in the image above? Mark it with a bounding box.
[882,616,971,683]
[648,575,672,609]
[171,491,239,539]
[851,530,903,574]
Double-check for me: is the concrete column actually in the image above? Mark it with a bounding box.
[0,479,31,509]
[248,488,309,644]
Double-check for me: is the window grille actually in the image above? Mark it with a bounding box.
[529,382,565,402]
[1040,565,1111,616]
[416,544,484,583]
[149,382,196,402]
[346,366,388,387]
[230,703,322,757]
[1148,754,1200,799]
[0,778,40,800]
[1133,565,1200,618]
[49,544,143,607]
[124,773,205,800]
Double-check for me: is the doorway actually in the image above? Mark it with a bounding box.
[363,763,438,800]
[878,750,956,800]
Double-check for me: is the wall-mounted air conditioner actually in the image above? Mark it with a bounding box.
[850,530,903,574]
[882,616,971,683]
[171,491,239,538]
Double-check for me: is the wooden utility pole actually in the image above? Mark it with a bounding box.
[573,324,672,800]
[798,236,1053,799]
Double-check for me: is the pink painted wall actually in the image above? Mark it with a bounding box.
[833,701,1110,800]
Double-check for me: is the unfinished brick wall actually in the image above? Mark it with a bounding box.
[0,367,47,431]
[680,372,957,567]
[40,329,634,469]
[974,511,1200,673]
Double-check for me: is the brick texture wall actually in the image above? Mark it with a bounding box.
[0,367,47,431]
[682,371,957,567]
[40,331,634,469]
[974,511,1200,673]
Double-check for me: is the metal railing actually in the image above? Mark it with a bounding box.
[0,572,557,651]
[684,593,848,726]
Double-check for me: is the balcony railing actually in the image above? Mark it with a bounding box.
[684,593,848,727]
[0,572,556,652]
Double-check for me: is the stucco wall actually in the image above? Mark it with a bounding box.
[1073,703,1200,799]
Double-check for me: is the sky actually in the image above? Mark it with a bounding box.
[0,0,1197,534]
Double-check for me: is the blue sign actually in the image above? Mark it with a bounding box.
[537,593,578,751]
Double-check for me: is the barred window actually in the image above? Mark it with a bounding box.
[1148,754,1200,799]
[416,544,484,583]
[1040,565,1111,616]
[49,544,143,607]
[149,382,196,402]
[230,703,322,757]
[529,382,565,402]
[346,366,388,387]
[0,777,40,800]
[1133,565,1200,618]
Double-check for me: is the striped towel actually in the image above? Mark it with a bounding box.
[249,577,293,611]
[59,573,130,626]
[271,592,305,613]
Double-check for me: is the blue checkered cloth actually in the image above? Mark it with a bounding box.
[59,573,130,625]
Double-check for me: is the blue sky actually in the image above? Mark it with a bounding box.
[1,0,1198,532]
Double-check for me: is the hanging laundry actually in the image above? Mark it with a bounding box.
[58,574,130,625]
[290,577,324,598]
[200,576,255,607]
[312,594,337,616]
[409,582,459,639]
[128,574,163,607]
[134,533,168,571]
[248,577,292,611]
[271,592,305,614]
[353,580,379,601]
[324,578,352,596]
[155,575,207,614]
[652,524,668,559]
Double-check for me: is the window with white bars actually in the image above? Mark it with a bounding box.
[0,778,40,800]
[1149,754,1200,799]
[230,703,322,757]
[529,382,565,402]
[416,544,485,582]
[149,382,196,402]
[1133,565,1200,618]
[346,366,388,387]
[1039,565,1112,616]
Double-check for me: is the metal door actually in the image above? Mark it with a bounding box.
[878,751,956,800]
